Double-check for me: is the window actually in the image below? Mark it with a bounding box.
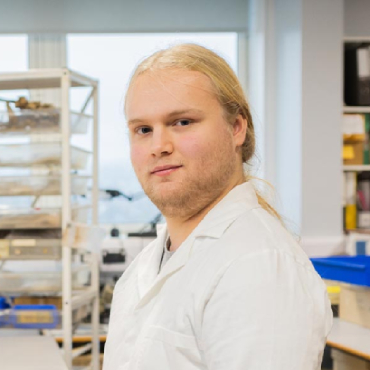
[0,35,28,101]
[67,33,238,227]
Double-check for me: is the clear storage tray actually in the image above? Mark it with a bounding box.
[0,224,103,258]
[0,143,91,169]
[0,109,90,135]
[0,206,89,229]
[0,208,61,229]
[0,269,89,293]
[0,229,62,259]
[0,176,89,196]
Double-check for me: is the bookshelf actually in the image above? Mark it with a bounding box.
[343,39,370,233]
[343,107,370,114]
[343,165,370,172]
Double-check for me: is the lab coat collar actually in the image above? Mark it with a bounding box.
[135,181,260,308]
[194,181,260,238]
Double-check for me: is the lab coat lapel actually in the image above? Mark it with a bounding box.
[136,224,168,301]
[135,182,261,310]
[135,227,193,310]
[194,181,260,238]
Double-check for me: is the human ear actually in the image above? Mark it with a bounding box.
[233,114,248,147]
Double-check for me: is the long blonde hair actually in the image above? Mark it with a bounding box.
[126,43,282,222]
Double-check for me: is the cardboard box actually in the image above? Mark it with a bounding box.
[332,348,370,370]
[339,284,370,329]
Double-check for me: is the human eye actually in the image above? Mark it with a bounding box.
[136,126,152,135]
[174,119,192,127]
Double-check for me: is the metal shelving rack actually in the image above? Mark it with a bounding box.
[0,68,100,370]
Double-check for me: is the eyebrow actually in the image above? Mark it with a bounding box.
[128,108,204,125]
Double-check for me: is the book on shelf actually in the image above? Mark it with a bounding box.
[344,44,370,106]
[343,170,370,230]
[343,113,370,165]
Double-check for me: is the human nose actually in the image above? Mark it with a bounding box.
[150,127,174,157]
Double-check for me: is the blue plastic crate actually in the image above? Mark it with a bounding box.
[8,304,59,329]
[0,310,8,327]
[0,297,8,309]
[311,255,370,287]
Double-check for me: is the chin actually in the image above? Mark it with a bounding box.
[150,182,183,200]
[145,183,189,211]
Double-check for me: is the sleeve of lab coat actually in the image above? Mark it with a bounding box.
[200,249,333,370]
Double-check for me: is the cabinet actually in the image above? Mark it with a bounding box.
[0,68,101,370]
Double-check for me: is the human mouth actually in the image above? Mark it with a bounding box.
[151,164,182,176]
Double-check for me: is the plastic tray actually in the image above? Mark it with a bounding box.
[0,269,89,293]
[311,255,370,287]
[0,109,90,135]
[8,304,59,329]
[0,175,89,196]
[0,229,61,256]
[0,205,90,229]
[0,208,61,229]
[0,143,91,170]
[0,310,7,327]
[0,224,103,258]
[0,239,62,260]
[12,296,91,326]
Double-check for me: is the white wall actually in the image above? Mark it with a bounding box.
[249,0,344,256]
[0,0,248,33]
[274,0,303,233]
[301,1,343,238]
[344,0,370,37]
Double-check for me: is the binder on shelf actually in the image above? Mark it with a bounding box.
[344,172,357,230]
[364,113,370,164]
[357,172,370,228]
[343,113,366,141]
[344,44,370,106]
[342,113,370,165]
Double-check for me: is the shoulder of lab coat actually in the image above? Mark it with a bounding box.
[188,200,333,369]
[107,182,333,370]
[199,246,333,370]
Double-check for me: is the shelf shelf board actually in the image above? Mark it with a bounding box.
[343,165,370,172]
[344,37,370,43]
[343,106,370,113]
[0,68,98,91]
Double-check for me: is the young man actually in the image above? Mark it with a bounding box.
[103,44,333,370]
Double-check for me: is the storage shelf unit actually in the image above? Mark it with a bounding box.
[343,165,370,172]
[343,106,370,114]
[0,68,100,370]
[342,37,370,240]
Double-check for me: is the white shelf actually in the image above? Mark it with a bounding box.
[344,37,370,43]
[0,69,100,370]
[0,68,98,91]
[343,165,370,172]
[343,106,370,113]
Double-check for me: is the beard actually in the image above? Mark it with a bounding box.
[138,138,238,219]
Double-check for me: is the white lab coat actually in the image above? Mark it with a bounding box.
[103,182,333,370]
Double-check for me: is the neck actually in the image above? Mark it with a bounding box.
[165,176,245,252]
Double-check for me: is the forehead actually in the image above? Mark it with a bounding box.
[125,70,221,120]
